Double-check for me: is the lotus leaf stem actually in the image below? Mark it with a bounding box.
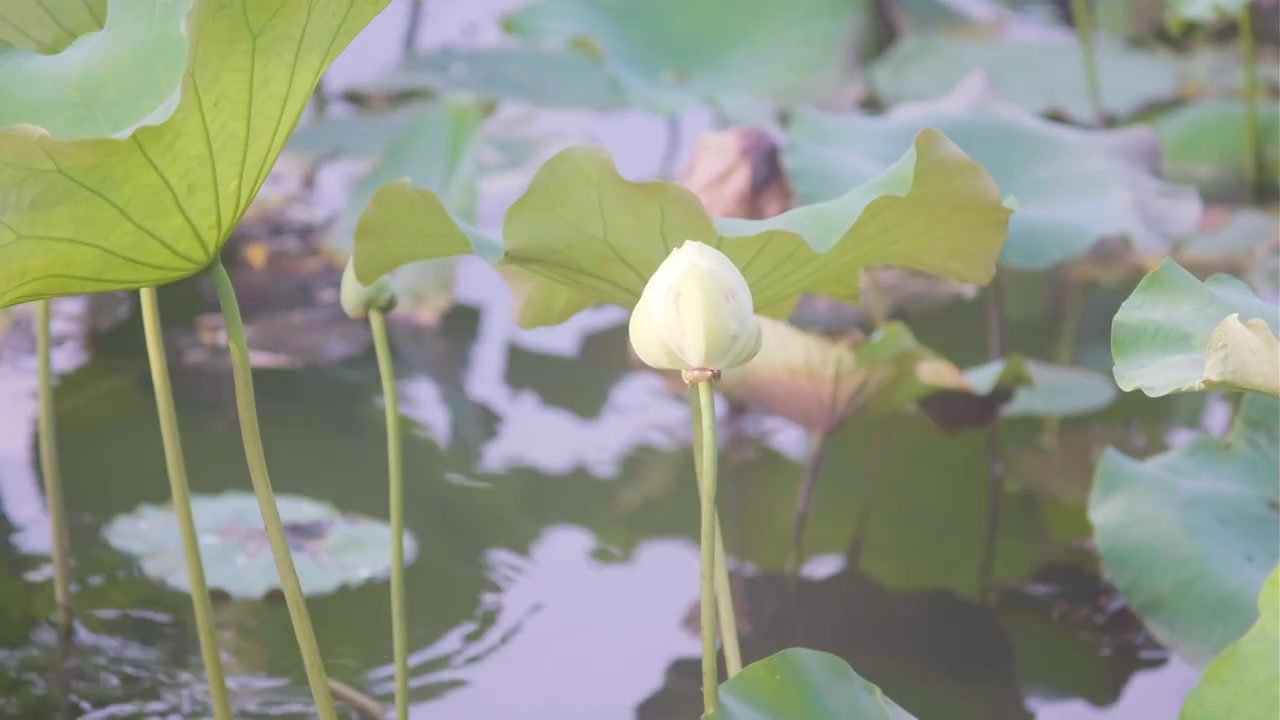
[713,518,742,677]
[36,299,73,637]
[1042,273,1083,446]
[368,308,409,720]
[1069,0,1105,127]
[659,115,683,179]
[139,287,233,720]
[208,259,337,720]
[1239,4,1259,201]
[692,381,720,714]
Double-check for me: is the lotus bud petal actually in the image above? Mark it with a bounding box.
[340,258,397,319]
[628,240,762,383]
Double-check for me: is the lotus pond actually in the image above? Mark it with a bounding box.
[0,1,1277,719]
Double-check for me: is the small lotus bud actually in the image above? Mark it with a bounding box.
[340,258,397,319]
[628,240,762,384]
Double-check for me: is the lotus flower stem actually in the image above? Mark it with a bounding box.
[208,259,337,720]
[1069,0,1105,127]
[981,274,1005,604]
[368,307,409,720]
[36,299,73,637]
[693,381,720,714]
[138,287,233,720]
[1239,4,1259,201]
[689,387,744,679]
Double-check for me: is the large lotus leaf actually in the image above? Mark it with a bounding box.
[0,0,189,140]
[1112,259,1280,397]
[502,0,865,114]
[103,491,418,599]
[0,0,104,53]
[1089,393,1280,666]
[363,45,625,111]
[706,648,916,720]
[0,0,391,310]
[962,358,1117,418]
[324,101,488,323]
[1156,100,1280,200]
[1181,565,1280,720]
[785,73,1201,270]
[870,31,1180,123]
[354,129,1013,329]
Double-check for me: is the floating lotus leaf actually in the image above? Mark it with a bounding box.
[502,0,866,114]
[353,129,1013,329]
[103,492,418,599]
[0,0,189,140]
[870,31,1180,123]
[0,0,104,53]
[1156,100,1280,200]
[1089,393,1280,665]
[785,73,1201,270]
[707,648,916,719]
[361,45,625,111]
[962,358,1117,418]
[1113,258,1280,398]
[0,0,392,309]
[1181,565,1280,720]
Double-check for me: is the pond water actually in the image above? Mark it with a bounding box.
[0,1,1214,718]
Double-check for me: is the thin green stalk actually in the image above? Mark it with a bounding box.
[368,308,408,720]
[139,287,233,720]
[1239,5,1259,201]
[712,517,742,677]
[36,299,72,636]
[694,381,719,714]
[1070,0,1105,127]
[1042,274,1083,447]
[208,260,336,720]
[862,270,888,330]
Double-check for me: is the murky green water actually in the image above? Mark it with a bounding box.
[0,262,1203,718]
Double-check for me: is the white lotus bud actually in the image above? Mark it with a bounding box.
[628,240,762,384]
[340,258,397,319]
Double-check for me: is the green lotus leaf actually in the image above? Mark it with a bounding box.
[0,0,104,53]
[786,73,1201,270]
[502,0,866,114]
[354,128,1013,329]
[0,0,189,140]
[363,45,625,110]
[0,0,392,310]
[285,104,424,160]
[103,491,418,599]
[1156,100,1280,200]
[706,648,916,720]
[1166,0,1253,31]
[963,358,1117,418]
[1089,393,1280,665]
[1112,259,1280,398]
[870,31,1180,123]
[1181,565,1280,720]
[324,101,491,323]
